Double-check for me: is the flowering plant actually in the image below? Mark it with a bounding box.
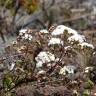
[0,25,95,96]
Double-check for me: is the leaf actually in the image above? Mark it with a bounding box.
[87,79,94,89]
[83,89,90,96]
[16,60,22,65]
[22,0,38,13]
[3,75,13,90]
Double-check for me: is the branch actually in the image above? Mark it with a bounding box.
[11,0,20,25]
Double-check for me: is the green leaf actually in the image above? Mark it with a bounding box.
[3,75,13,90]
[16,60,22,65]
[83,89,90,96]
[87,79,94,89]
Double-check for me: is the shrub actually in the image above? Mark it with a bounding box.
[0,25,95,96]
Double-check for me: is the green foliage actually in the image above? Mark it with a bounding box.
[83,89,90,96]
[0,0,13,9]
[87,79,94,89]
[16,60,23,65]
[0,0,38,14]
[23,0,38,14]
[0,25,95,95]
[3,74,13,90]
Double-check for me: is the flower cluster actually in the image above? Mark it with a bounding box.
[19,29,33,41]
[50,25,94,50]
[51,25,78,36]
[79,42,94,49]
[35,51,56,68]
[40,29,49,34]
[11,25,95,73]
[1,24,95,96]
[64,46,72,50]
[59,65,76,75]
[48,38,63,45]
[68,34,86,44]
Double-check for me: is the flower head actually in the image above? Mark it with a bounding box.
[19,29,33,41]
[51,25,65,36]
[79,42,94,49]
[68,34,86,44]
[64,46,72,50]
[48,38,63,45]
[19,29,27,35]
[35,51,55,68]
[40,29,49,34]
[51,25,77,36]
[59,65,76,75]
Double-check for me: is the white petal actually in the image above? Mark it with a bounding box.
[64,46,72,50]
[59,65,76,75]
[51,25,65,35]
[40,29,49,33]
[35,51,55,67]
[48,38,63,45]
[24,34,29,39]
[28,35,33,40]
[68,34,86,43]
[79,42,94,49]
[9,63,15,71]
[51,25,78,36]
[19,29,27,34]
[36,61,43,68]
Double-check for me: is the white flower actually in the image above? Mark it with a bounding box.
[19,29,32,41]
[85,67,93,73]
[9,62,15,71]
[73,90,78,94]
[59,65,76,75]
[64,46,72,50]
[68,34,86,44]
[19,29,27,35]
[79,42,94,49]
[48,38,63,45]
[51,25,65,35]
[28,35,33,41]
[19,32,23,36]
[24,34,29,39]
[63,26,78,35]
[51,25,77,36]
[40,29,49,34]
[25,34,32,40]
[36,61,43,68]
[35,51,55,68]
[22,33,32,41]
